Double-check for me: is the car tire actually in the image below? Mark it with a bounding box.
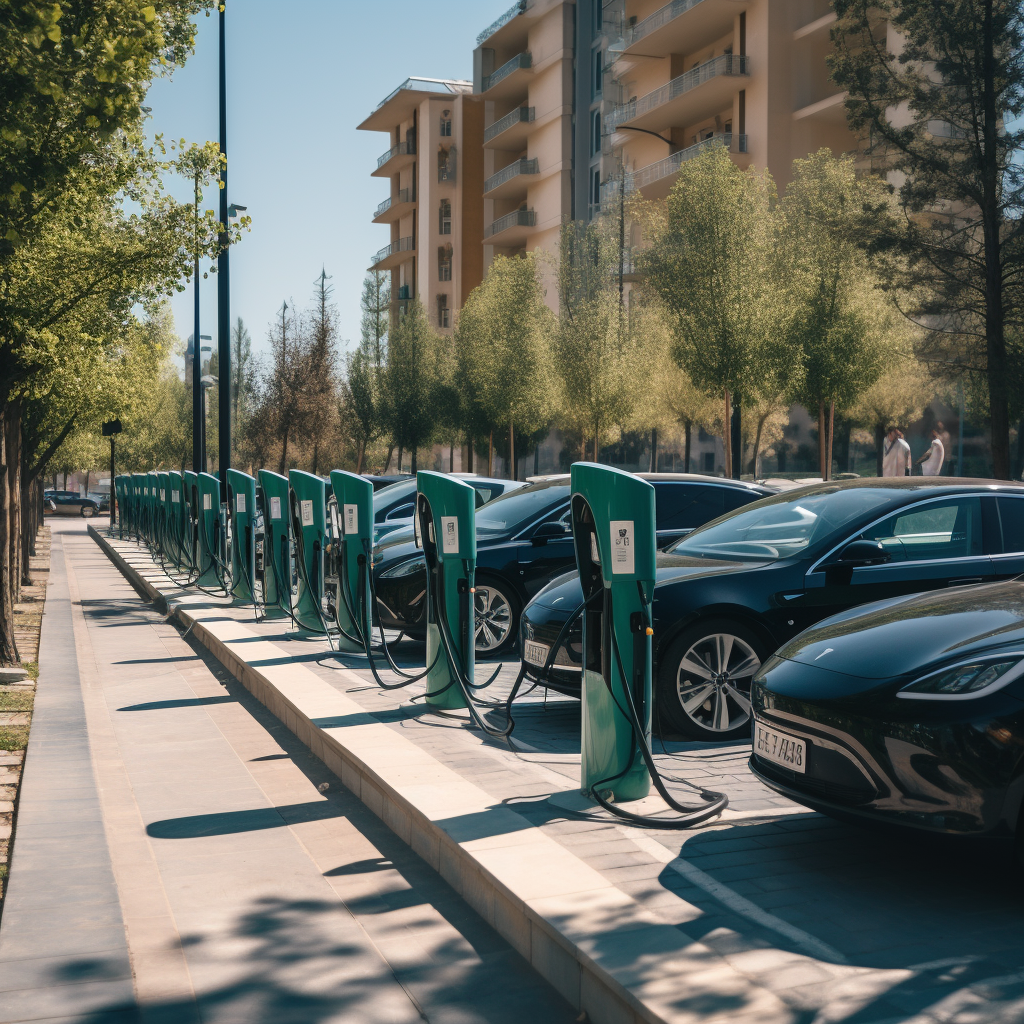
[656,619,766,740]
[473,577,519,657]
[80,504,95,518]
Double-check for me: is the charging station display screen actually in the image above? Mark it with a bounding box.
[610,520,635,574]
[300,499,313,526]
[203,493,212,510]
[440,516,459,554]
[236,493,246,513]
[344,503,358,534]
[270,496,281,519]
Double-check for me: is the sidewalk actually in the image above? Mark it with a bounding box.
[0,520,573,1024]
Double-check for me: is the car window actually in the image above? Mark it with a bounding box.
[670,487,895,562]
[476,485,571,534]
[373,480,416,522]
[997,496,1024,553]
[859,497,983,562]
[385,503,414,521]
[473,485,500,507]
[655,485,725,530]
[724,488,762,512]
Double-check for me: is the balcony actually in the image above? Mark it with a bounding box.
[373,187,415,224]
[482,52,532,99]
[606,54,749,135]
[484,158,539,199]
[477,0,528,46]
[484,106,536,149]
[372,139,416,177]
[623,0,737,58]
[602,134,748,204]
[485,208,536,246]
[368,235,415,271]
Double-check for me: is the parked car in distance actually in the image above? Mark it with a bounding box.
[43,490,102,517]
[750,579,1024,859]
[372,476,523,541]
[362,474,412,492]
[520,478,1024,741]
[374,474,773,656]
[88,492,110,513]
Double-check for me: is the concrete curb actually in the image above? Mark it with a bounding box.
[89,525,787,1024]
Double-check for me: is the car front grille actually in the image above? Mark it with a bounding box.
[754,742,880,806]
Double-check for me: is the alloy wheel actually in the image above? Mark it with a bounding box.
[474,585,512,652]
[674,632,760,734]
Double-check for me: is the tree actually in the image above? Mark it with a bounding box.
[267,301,303,474]
[302,270,340,475]
[830,0,1024,478]
[782,150,895,478]
[638,145,789,478]
[379,300,444,474]
[231,316,253,462]
[458,255,552,480]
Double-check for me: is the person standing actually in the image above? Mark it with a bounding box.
[882,426,912,477]
[917,427,945,477]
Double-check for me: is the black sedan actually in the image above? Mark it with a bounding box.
[750,580,1024,853]
[520,479,1024,740]
[43,489,102,517]
[373,474,773,656]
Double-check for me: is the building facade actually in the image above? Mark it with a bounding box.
[358,78,484,331]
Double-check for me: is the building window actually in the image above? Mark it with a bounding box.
[592,50,603,98]
[437,294,450,329]
[438,145,457,183]
[593,2,602,31]
[591,109,601,155]
[438,244,453,282]
[591,167,601,205]
[440,111,452,137]
[439,199,452,235]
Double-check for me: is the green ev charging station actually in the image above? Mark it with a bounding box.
[134,473,146,540]
[182,470,198,569]
[114,476,126,538]
[329,469,374,652]
[146,472,159,546]
[416,471,477,710]
[166,471,186,568]
[227,469,257,602]
[570,463,656,803]
[258,470,290,617]
[129,474,141,538]
[288,470,327,632]
[156,472,170,557]
[196,472,222,588]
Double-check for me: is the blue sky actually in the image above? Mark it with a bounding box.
[145,0,498,361]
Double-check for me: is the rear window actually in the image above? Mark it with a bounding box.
[655,485,725,530]
[997,496,1024,553]
[476,484,570,534]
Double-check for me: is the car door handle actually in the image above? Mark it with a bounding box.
[947,578,983,587]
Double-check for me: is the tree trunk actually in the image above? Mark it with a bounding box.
[723,390,732,478]
[396,446,403,474]
[466,436,474,474]
[382,444,394,474]
[752,414,766,479]
[278,432,288,476]
[818,401,825,479]
[487,433,493,477]
[649,428,658,473]
[355,440,364,476]
[875,423,885,477]
[683,420,692,473]
[509,421,516,482]
[0,405,19,666]
[826,401,836,482]
[449,442,454,473]
[411,446,417,475]
[7,399,22,604]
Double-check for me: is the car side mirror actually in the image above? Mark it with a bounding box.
[533,521,569,543]
[838,539,891,566]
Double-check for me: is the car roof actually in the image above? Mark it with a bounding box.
[778,477,1024,499]
[636,472,773,491]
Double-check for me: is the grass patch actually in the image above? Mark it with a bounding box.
[0,727,29,751]
[21,662,38,681]
[0,692,32,712]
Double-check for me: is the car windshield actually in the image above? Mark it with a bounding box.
[667,487,897,562]
[476,484,570,534]
[372,480,415,512]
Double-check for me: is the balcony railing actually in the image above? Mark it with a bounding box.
[485,208,536,238]
[605,54,750,131]
[374,186,415,219]
[599,134,747,206]
[370,235,415,267]
[626,0,710,48]
[483,105,535,143]
[476,0,528,45]
[484,157,539,194]
[376,139,415,170]
[482,52,532,92]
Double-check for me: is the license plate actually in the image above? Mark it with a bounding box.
[754,720,806,774]
[523,640,550,667]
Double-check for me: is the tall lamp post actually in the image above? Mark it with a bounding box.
[217,0,231,501]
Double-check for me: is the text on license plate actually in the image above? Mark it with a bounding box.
[523,640,550,667]
[754,721,806,774]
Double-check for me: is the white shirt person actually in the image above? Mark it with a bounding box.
[917,429,945,477]
[882,428,912,477]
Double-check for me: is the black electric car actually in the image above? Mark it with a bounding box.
[372,474,773,656]
[520,479,1024,740]
[372,476,521,541]
[750,579,1024,849]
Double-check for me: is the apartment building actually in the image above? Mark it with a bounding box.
[358,78,484,331]
[602,0,858,208]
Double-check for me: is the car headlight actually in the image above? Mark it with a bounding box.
[899,653,1024,699]
[380,555,426,579]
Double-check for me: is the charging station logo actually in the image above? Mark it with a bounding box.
[440,516,459,554]
[609,520,635,575]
